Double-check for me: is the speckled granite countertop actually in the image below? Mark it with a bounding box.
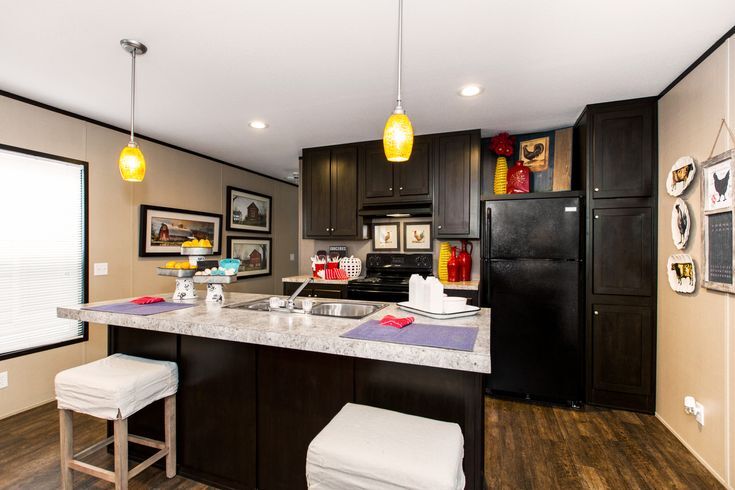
[58,293,490,374]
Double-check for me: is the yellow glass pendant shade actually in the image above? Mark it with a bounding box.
[118,142,146,182]
[383,112,414,162]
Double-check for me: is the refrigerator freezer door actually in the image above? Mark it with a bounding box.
[488,258,583,403]
[485,198,582,260]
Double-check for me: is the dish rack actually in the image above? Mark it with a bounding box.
[156,246,238,303]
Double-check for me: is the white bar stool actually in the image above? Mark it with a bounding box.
[306,403,466,490]
[54,353,179,489]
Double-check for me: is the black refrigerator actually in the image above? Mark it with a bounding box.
[481,195,584,407]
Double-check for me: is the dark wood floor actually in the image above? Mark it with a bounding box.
[0,397,722,489]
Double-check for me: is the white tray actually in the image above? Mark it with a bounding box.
[193,275,237,284]
[397,301,480,319]
[157,267,196,278]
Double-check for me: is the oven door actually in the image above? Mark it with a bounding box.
[346,287,409,303]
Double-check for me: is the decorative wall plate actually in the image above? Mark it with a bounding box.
[670,198,691,250]
[667,254,696,293]
[666,156,696,197]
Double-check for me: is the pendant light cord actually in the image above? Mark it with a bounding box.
[395,0,403,112]
[129,49,136,143]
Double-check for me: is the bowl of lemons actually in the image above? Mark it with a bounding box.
[181,238,213,255]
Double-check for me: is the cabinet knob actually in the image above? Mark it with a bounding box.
[594,187,600,192]
[331,228,335,232]
[326,227,330,231]
[594,311,599,315]
[399,186,403,190]
[594,215,599,219]
[438,225,442,229]
[389,187,393,191]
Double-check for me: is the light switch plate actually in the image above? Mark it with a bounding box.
[93,262,108,276]
[289,253,295,261]
[0,371,7,389]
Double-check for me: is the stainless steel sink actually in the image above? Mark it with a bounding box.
[226,299,386,319]
[310,302,386,319]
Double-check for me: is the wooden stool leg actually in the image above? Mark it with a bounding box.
[59,409,73,490]
[164,395,177,478]
[114,418,129,490]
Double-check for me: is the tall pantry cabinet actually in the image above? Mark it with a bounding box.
[575,97,658,413]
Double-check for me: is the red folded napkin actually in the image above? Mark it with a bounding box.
[130,296,165,305]
[379,315,415,329]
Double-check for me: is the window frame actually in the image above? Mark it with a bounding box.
[0,143,89,361]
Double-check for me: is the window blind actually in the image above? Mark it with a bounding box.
[0,147,86,356]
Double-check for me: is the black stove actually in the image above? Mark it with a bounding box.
[347,253,433,302]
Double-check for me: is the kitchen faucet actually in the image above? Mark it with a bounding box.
[286,277,312,310]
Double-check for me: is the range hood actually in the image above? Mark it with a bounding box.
[358,203,432,218]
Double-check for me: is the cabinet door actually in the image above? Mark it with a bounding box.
[283,281,313,297]
[302,148,332,238]
[592,105,654,199]
[397,136,432,200]
[312,285,346,299]
[330,146,359,237]
[360,142,396,202]
[592,207,652,296]
[434,131,481,238]
[589,304,653,409]
[178,336,257,488]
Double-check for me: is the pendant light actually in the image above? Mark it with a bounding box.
[383,0,413,162]
[118,39,148,182]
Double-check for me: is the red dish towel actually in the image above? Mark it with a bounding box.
[324,268,349,280]
[130,296,165,305]
[379,315,415,329]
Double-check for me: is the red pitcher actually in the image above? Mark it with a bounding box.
[447,246,459,282]
[458,240,473,282]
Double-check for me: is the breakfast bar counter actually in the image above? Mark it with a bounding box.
[58,293,489,489]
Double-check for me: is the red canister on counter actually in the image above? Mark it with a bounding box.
[447,246,459,282]
[458,240,473,282]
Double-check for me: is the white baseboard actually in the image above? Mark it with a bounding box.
[0,397,55,421]
[655,412,731,489]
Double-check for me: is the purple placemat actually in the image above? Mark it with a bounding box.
[341,320,478,352]
[82,301,195,316]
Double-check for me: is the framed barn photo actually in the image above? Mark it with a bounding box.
[226,186,272,233]
[227,236,272,279]
[701,149,735,293]
[139,205,222,257]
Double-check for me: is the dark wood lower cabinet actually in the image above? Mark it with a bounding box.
[110,326,484,490]
[282,281,347,299]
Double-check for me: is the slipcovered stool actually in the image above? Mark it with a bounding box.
[54,353,178,489]
[306,403,465,490]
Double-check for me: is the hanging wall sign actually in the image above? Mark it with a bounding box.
[667,254,696,294]
[701,149,735,293]
[666,156,697,197]
[671,198,691,250]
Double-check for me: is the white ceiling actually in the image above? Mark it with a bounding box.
[1,1,734,181]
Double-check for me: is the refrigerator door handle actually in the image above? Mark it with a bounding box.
[483,206,492,258]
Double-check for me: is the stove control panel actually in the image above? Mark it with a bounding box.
[365,253,433,271]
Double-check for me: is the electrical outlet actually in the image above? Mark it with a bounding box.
[695,402,705,426]
[289,253,295,261]
[0,371,8,389]
[93,262,108,276]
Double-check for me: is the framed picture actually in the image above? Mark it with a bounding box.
[701,149,735,293]
[372,222,400,251]
[403,222,432,251]
[227,236,272,278]
[139,205,222,257]
[226,186,272,233]
[511,127,572,192]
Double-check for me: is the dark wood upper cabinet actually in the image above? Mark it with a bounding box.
[591,104,654,199]
[434,130,481,239]
[302,145,361,239]
[359,136,432,206]
[589,304,654,412]
[592,207,653,296]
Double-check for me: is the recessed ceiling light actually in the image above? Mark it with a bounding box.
[458,85,483,97]
[249,121,268,129]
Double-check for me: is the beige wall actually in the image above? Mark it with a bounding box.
[0,95,298,419]
[657,38,735,487]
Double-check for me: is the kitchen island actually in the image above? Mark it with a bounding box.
[58,293,489,490]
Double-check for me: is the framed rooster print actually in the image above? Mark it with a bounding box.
[372,222,400,251]
[701,149,735,293]
[404,222,432,251]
